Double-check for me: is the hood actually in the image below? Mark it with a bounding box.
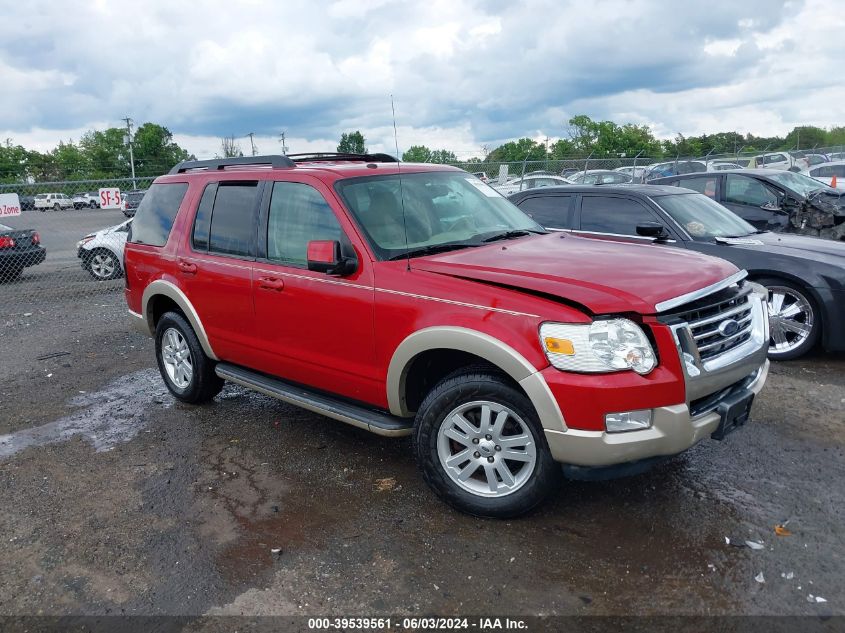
[722,231,845,266]
[414,233,738,315]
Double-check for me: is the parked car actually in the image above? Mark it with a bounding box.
[805,160,845,191]
[799,153,830,169]
[125,154,769,517]
[34,193,74,211]
[18,195,35,211]
[121,189,147,217]
[0,222,46,280]
[650,170,845,240]
[827,152,845,162]
[642,160,707,181]
[509,184,845,360]
[753,152,801,172]
[707,161,744,171]
[615,166,650,180]
[471,171,490,182]
[76,219,131,280]
[491,174,571,195]
[72,192,101,209]
[566,170,632,185]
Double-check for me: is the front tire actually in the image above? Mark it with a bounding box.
[155,312,224,403]
[413,370,561,518]
[758,277,820,360]
[85,249,122,281]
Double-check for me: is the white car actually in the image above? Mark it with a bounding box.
[805,160,845,191]
[72,192,101,209]
[34,193,74,211]
[76,219,131,280]
[567,169,633,184]
[753,152,801,171]
[491,174,570,195]
[615,165,650,180]
[707,161,744,171]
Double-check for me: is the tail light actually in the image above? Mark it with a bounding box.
[0,236,16,249]
[31,232,40,245]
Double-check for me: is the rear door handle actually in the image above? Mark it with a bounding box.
[258,276,285,291]
[178,260,197,275]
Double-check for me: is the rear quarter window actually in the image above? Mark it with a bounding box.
[128,183,189,247]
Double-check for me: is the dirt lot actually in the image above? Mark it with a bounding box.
[0,292,843,623]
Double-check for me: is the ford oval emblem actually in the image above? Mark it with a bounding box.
[718,319,740,337]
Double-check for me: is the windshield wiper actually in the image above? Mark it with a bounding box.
[481,229,544,243]
[387,242,480,261]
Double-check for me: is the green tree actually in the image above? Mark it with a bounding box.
[0,139,30,183]
[487,138,547,162]
[132,123,192,176]
[402,145,431,162]
[337,131,366,154]
[79,128,130,178]
[566,115,662,157]
[50,141,91,181]
[784,126,827,151]
[429,149,457,164]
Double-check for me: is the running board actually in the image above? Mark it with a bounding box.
[214,363,413,437]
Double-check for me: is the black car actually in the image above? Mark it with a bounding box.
[122,189,147,217]
[650,169,845,241]
[508,185,845,360]
[0,222,47,281]
[19,195,35,211]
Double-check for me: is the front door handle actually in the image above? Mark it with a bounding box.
[178,259,197,275]
[258,276,285,291]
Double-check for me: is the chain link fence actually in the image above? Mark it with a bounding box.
[0,177,155,317]
[3,144,844,314]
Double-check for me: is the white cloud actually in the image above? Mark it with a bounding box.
[0,0,841,159]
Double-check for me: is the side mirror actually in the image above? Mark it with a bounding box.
[636,222,670,241]
[306,240,356,276]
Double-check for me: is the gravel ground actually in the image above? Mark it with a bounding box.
[0,294,843,621]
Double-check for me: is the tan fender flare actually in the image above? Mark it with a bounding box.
[141,279,219,360]
[386,326,566,432]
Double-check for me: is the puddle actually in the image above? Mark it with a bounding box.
[0,369,170,459]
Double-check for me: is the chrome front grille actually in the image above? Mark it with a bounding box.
[683,292,754,361]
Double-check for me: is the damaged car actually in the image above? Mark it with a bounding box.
[651,170,845,241]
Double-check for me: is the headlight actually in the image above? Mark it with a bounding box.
[540,319,657,375]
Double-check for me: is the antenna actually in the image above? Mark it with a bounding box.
[391,95,411,272]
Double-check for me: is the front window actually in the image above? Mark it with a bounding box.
[764,171,837,197]
[655,193,757,240]
[725,175,779,206]
[335,171,543,260]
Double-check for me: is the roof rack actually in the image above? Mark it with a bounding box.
[168,155,294,174]
[286,152,398,163]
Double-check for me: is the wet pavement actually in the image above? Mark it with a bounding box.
[0,298,843,618]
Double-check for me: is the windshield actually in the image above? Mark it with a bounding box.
[335,171,544,260]
[655,193,757,240]
[764,171,837,196]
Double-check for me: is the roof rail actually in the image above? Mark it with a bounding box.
[286,152,398,163]
[168,155,295,174]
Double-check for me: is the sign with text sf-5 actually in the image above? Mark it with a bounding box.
[99,188,122,210]
[0,193,21,217]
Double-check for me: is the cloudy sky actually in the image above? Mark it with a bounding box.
[1,0,842,158]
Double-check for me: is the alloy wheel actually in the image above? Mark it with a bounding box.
[767,286,814,355]
[161,328,193,389]
[437,400,537,498]
[90,252,116,279]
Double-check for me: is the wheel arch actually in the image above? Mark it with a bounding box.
[141,279,218,360]
[387,326,566,431]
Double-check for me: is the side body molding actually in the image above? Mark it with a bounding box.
[386,326,566,432]
[140,279,219,360]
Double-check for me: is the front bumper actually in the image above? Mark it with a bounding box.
[543,361,768,466]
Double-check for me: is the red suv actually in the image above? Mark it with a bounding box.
[125,154,770,517]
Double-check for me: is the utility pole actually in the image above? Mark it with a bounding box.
[247,132,256,156]
[278,131,288,154]
[122,117,136,188]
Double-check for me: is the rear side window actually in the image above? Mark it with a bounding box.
[579,196,658,235]
[208,182,259,257]
[129,183,189,246]
[518,195,574,229]
[676,176,717,198]
[191,184,217,251]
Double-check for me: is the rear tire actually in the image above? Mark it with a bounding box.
[413,369,561,518]
[155,312,224,403]
[757,277,820,360]
[53,203,60,211]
